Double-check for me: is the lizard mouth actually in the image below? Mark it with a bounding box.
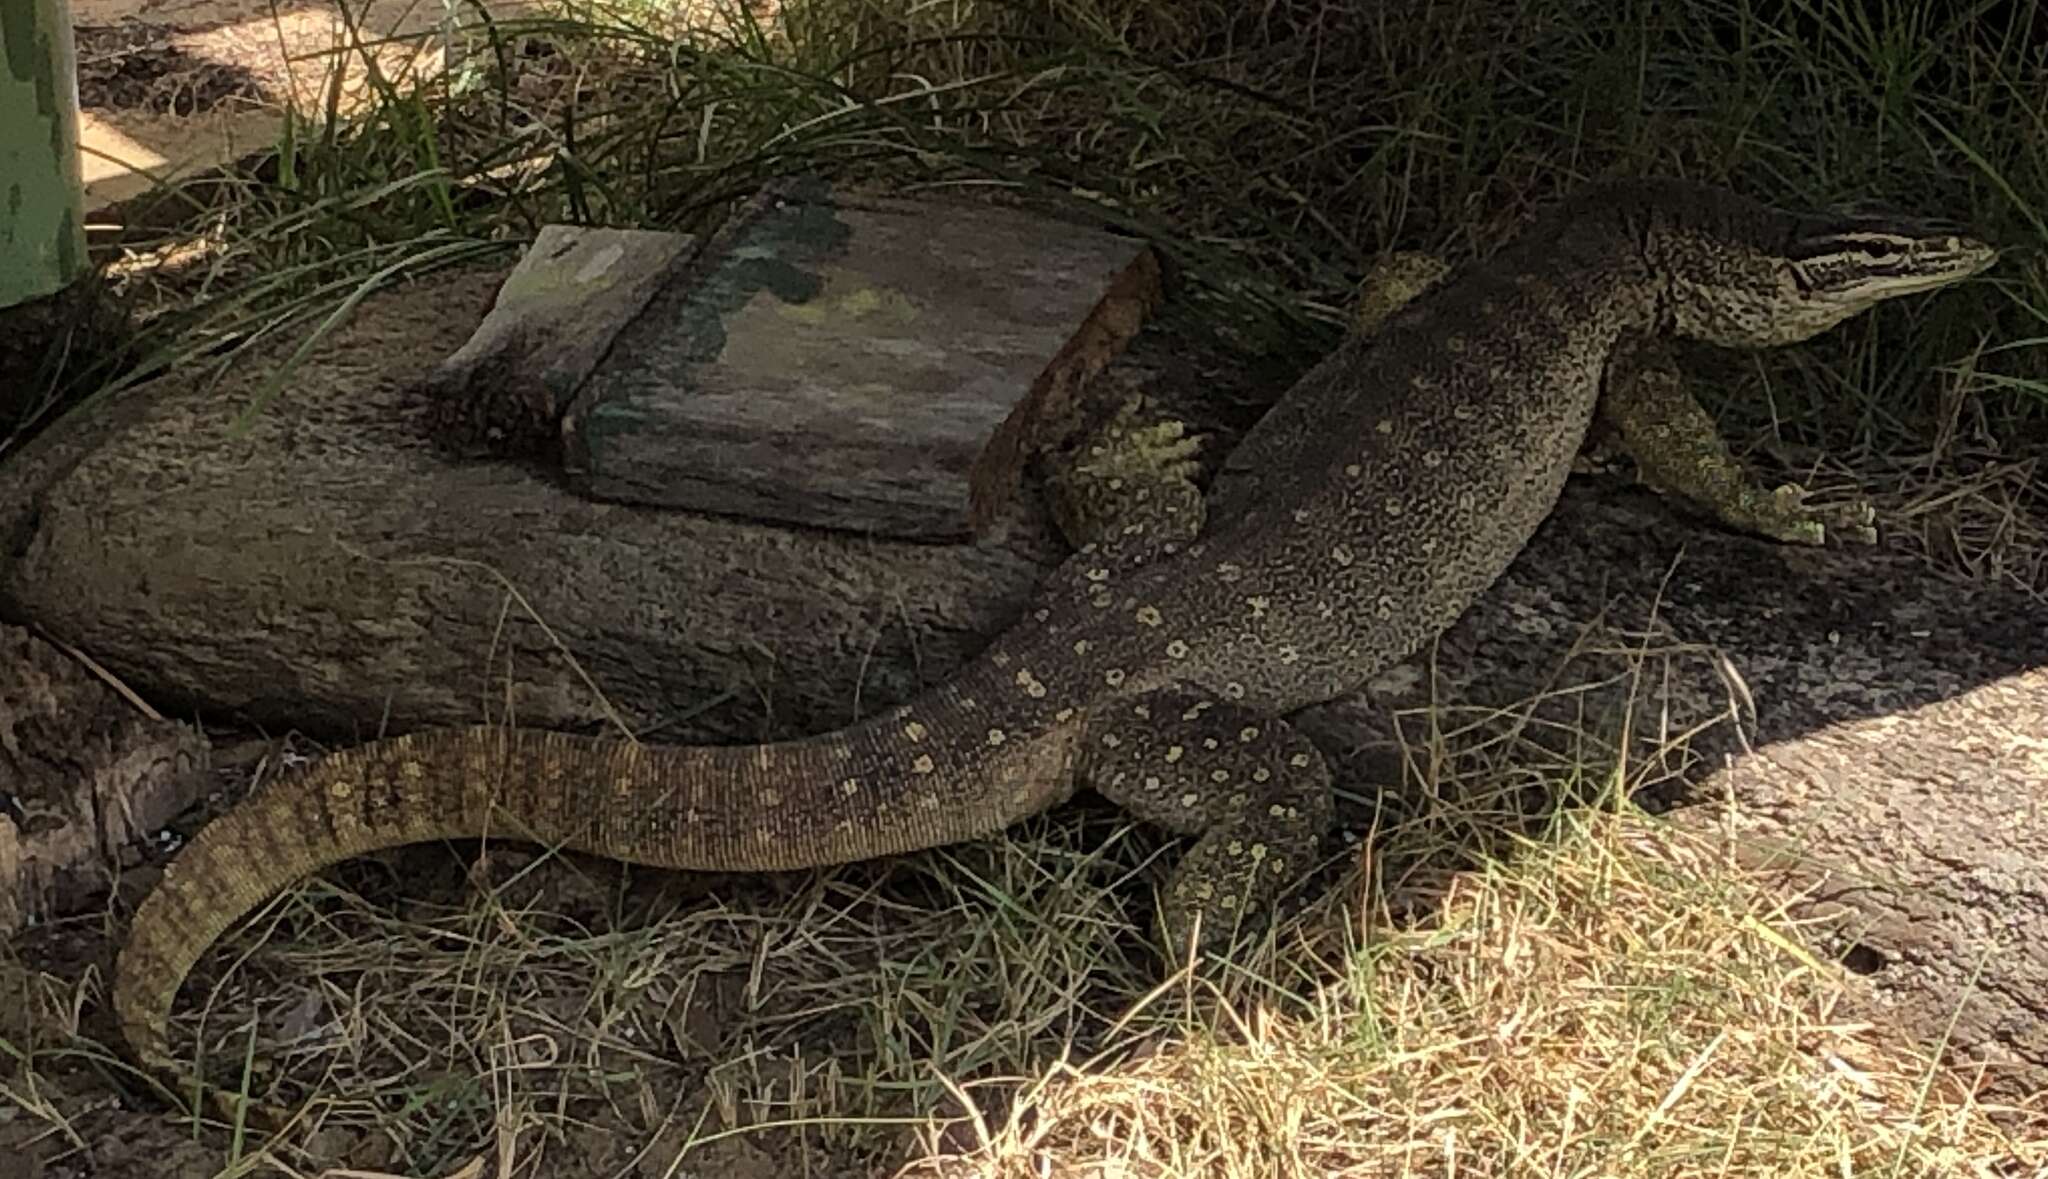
[1795,235,2000,304]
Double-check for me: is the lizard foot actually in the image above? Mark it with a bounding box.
[1352,249,1453,336]
[1600,338,1879,548]
[1749,483,1879,546]
[1045,393,1207,558]
[1081,687,1334,957]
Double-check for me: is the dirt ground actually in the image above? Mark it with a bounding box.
[68,0,537,212]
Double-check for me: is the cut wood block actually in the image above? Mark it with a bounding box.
[563,184,1158,541]
[424,224,698,459]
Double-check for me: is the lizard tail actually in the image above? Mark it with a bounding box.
[115,706,1081,1089]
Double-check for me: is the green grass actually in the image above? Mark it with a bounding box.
[15,0,2045,459]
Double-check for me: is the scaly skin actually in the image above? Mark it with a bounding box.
[114,179,1997,1108]
[1350,249,1890,546]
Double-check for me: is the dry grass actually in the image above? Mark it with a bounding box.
[902,810,2048,1177]
[4,0,2046,1175]
[37,0,2048,578]
[38,758,2038,1178]
[27,631,2030,1178]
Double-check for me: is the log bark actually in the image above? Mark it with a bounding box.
[0,624,209,936]
[1672,676,2047,1102]
[0,263,1076,747]
[0,261,2041,1097]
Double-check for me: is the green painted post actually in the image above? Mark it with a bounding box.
[1,0,89,310]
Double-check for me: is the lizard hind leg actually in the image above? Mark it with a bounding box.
[1081,687,1334,955]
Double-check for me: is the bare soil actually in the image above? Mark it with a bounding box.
[68,0,519,211]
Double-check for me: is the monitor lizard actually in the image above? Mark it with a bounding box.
[112,177,1996,1108]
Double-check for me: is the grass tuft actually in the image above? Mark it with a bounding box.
[23,0,2047,445]
[905,807,2047,1177]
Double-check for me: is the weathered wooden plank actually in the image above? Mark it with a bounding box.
[425,224,697,460]
[563,185,1157,540]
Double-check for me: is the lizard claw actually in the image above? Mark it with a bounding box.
[1763,484,1878,546]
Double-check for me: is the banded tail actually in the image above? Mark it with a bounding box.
[116,698,1083,1082]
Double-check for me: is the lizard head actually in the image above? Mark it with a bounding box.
[1635,181,1999,347]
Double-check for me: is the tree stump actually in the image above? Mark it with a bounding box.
[0,624,209,936]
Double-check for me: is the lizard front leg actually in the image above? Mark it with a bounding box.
[1041,389,1207,579]
[1080,686,1333,954]
[1600,336,1878,546]
[1351,249,1453,335]
[1056,248,1454,549]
